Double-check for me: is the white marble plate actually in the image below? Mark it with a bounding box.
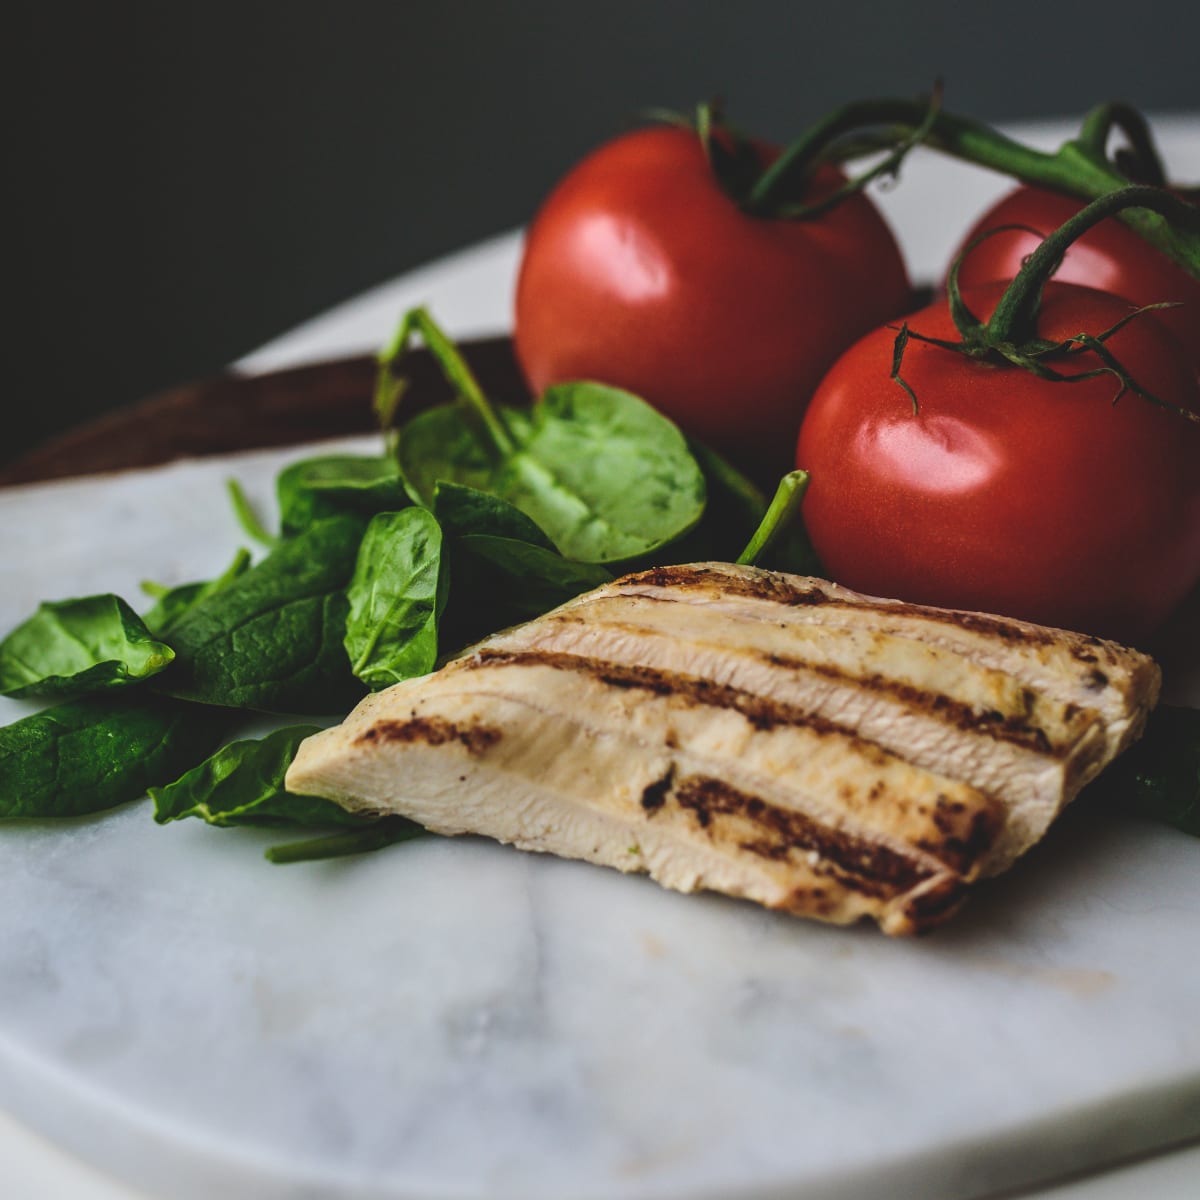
[0,440,1198,1200]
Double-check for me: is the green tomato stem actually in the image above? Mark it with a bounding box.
[755,96,1200,279]
[736,470,810,566]
[985,186,1200,345]
[1077,102,1167,185]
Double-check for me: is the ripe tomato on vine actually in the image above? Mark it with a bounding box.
[514,117,913,480]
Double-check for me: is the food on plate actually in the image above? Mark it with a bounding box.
[285,563,1160,935]
[797,188,1200,645]
[513,119,913,481]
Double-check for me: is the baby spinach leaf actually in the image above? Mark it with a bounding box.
[446,536,612,637]
[151,726,424,863]
[399,384,706,563]
[277,455,409,537]
[432,482,611,647]
[344,508,447,690]
[155,514,367,714]
[0,595,175,700]
[432,480,556,549]
[0,695,230,819]
[151,725,367,828]
[380,307,705,563]
[141,548,253,636]
[646,439,769,567]
[1093,705,1200,836]
[265,816,424,864]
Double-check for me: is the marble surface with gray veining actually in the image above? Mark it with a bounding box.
[1,442,1198,1200]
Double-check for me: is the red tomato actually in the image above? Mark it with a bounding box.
[514,125,913,481]
[954,186,1200,375]
[795,281,1200,643]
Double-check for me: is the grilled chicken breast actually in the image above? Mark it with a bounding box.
[286,564,1159,935]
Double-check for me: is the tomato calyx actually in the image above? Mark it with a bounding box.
[892,185,1200,425]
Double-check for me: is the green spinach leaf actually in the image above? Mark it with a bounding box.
[152,726,424,863]
[380,307,705,563]
[344,508,447,690]
[432,480,556,549]
[445,535,612,639]
[0,595,175,699]
[155,514,367,714]
[399,385,705,563]
[0,695,230,819]
[151,725,367,828]
[431,482,611,646]
[141,548,253,636]
[277,455,409,537]
[265,817,424,863]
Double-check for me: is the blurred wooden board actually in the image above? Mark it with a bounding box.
[0,338,526,488]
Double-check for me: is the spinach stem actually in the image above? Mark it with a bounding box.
[377,306,515,457]
[736,470,809,566]
[226,479,278,548]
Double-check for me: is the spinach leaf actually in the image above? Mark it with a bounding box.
[277,455,409,537]
[0,695,230,819]
[432,480,556,549]
[645,439,769,567]
[151,725,367,828]
[0,595,175,699]
[446,535,612,636]
[265,817,424,864]
[380,307,705,563]
[1094,705,1200,835]
[399,385,706,563]
[431,482,611,646]
[655,443,822,576]
[155,514,367,714]
[344,508,447,690]
[152,726,424,863]
[141,548,253,636]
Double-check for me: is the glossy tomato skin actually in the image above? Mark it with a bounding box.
[515,125,913,481]
[795,281,1200,644]
[954,186,1200,375]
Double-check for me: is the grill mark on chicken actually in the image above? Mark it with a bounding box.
[669,774,932,899]
[356,715,501,755]
[617,565,1114,662]
[640,766,674,813]
[465,647,897,762]
[473,635,1068,759]
[435,659,1001,877]
[771,657,1057,755]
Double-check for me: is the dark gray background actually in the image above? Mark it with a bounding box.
[8,2,1198,460]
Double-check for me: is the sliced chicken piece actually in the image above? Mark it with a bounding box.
[286,564,1160,934]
